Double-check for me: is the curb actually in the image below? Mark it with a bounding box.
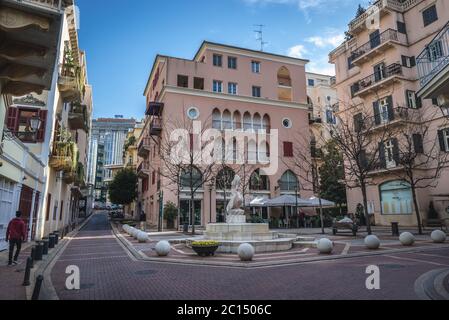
[112,223,449,269]
[26,213,95,300]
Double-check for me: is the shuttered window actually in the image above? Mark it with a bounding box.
[283,142,293,157]
[423,5,438,27]
[413,134,424,154]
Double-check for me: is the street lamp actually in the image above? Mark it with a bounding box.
[208,179,215,224]
[29,116,42,132]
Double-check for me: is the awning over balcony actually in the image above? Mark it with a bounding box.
[145,102,164,116]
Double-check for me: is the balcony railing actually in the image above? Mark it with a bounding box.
[311,146,323,159]
[371,106,421,129]
[68,103,88,131]
[137,161,150,178]
[11,0,70,12]
[351,63,403,97]
[417,21,449,88]
[150,118,162,136]
[351,29,404,63]
[138,137,151,157]
[309,116,322,125]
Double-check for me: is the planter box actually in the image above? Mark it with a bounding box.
[192,245,219,257]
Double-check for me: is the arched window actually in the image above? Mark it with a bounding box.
[181,166,203,189]
[232,137,238,162]
[243,112,252,131]
[233,111,242,130]
[258,141,270,163]
[248,139,257,164]
[262,114,271,133]
[250,169,270,191]
[212,108,221,130]
[278,67,292,87]
[216,167,235,190]
[380,181,413,215]
[253,113,262,131]
[222,109,232,130]
[279,170,298,192]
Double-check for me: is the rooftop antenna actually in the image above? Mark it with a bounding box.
[254,24,268,51]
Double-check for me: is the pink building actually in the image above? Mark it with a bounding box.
[329,0,449,228]
[139,41,313,230]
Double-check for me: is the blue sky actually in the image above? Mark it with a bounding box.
[76,0,369,119]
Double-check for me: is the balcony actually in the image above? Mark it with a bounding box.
[351,63,403,98]
[351,29,406,66]
[146,102,164,116]
[49,141,76,173]
[369,107,421,133]
[68,103,88,131]
[150,118,162,136]
[137,161,151,178]
[309,116,322,126]
[348,0,419,34]
[6,0,72,13]
[417,21,449,100]
[138,137,151,158]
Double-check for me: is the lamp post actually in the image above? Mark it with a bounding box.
[208,180,214,224]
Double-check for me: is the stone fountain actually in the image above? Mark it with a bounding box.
[203,176,297,253]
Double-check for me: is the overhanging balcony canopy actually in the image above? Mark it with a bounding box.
[146,101,164,116]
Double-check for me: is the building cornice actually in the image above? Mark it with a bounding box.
[161,85,309,110]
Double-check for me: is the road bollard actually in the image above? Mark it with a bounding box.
[48,235,55,249]
[22,257,32,286]
[41,239,49,255]
[52,232,59,245]
[31,275,44,300]
[34,242,43,261]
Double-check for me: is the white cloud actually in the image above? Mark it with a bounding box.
[287,45,308,58]
[306,33,345,48]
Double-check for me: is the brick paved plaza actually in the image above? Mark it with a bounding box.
[36,213,448,300]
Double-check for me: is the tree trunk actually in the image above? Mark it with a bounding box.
[361,183,372,235]
[191,192,195,235]
[411,185,423,235]
[319,198,325,234]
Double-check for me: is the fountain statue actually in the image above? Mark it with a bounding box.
[226,175,245,224]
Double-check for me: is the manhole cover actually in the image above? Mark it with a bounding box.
[379,264,405,269]
[80,283,95,290]
[135,270,158,276]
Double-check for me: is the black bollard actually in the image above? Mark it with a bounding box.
[48,235,55,249]
[31,275,44,300]
[23,257,32,286]
[53,232,59,245]
[42,239,49,255]
[34,242,43,261]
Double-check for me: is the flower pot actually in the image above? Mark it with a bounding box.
[192,245,219,257]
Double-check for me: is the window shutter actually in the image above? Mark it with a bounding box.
[373,101,381,125]
[401,55,407,67]
[284,142,293,157]
[410,56,416,67]
[392,138,400,164]
[353,113,363,132]
[379,142,386,169]
[387,96,395,121]
[416,95,422,109]
[36,109,47,142]
[6,107,19,132]
[413,134,424,154]
[438,130,446,152]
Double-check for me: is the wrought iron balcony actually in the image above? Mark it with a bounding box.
[150,117,162,136]
[137,161,151,178]
[7,0,72,13]
[351,63,403,97]
[138,137,151,158]
[351,29,406,65]
[68,103,88,131]
[417,21,449,89]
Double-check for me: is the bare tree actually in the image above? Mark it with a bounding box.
[328,108,393,235]
[148,111,216,235]
[380,108,449,234]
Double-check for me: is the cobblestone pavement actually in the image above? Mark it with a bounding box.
[50,213,449,300]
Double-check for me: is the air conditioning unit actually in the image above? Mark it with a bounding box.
[437,94,449,107]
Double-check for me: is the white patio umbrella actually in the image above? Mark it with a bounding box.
[306,197,336,208]
[264,195,311,208]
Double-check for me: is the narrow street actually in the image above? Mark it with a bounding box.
[49,212,449,300]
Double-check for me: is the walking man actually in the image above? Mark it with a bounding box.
[6,211,27,266]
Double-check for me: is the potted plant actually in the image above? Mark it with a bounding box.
[191,241,220,257]
[163,201,178,230]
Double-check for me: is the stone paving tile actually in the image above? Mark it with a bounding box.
[49,213,449,300]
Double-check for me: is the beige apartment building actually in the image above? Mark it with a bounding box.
[139,41,314,230]
[329,0,449,227]
[0,0,93,247]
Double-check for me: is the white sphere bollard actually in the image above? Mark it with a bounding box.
[238,243,255,261]
[365,235,381,250]
[317,238,333,254]
[399,232,415,246]
[155,241,171,256]
[431,230,447,243]
[137,231,149,243]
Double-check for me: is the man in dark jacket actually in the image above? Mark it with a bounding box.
[6,211,27,266]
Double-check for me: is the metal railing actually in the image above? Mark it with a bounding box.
[351,29,401,60]
[351,63,402,96]
[417,21,449,88]
[13,0,71,12]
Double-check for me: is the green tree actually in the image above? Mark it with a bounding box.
[319,140,347,214]
[108,168,138,207]
[164,201,178,229]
